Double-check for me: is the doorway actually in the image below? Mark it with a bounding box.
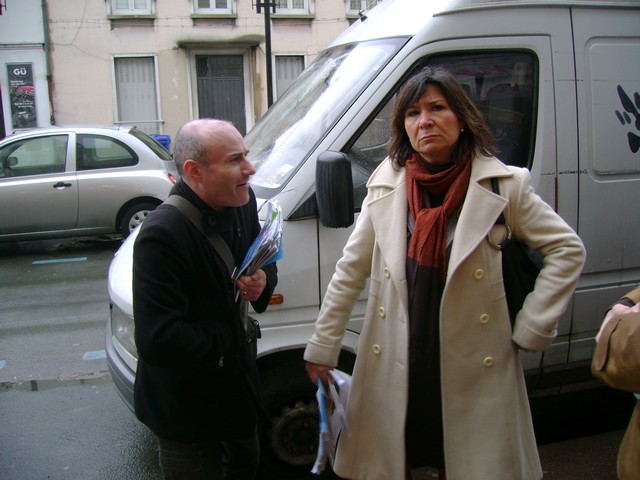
[196,55,246,135]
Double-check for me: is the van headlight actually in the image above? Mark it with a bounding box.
[110,303,138,358]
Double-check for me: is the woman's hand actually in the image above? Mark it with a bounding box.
[305,362,334,386]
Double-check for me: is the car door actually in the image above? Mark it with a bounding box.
[74,133,139,229]
[0,133,78,236]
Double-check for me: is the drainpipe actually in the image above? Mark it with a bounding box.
[264,4,273,107]
[41,0,55,125]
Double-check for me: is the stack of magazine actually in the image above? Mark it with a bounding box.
[233,199,283,296]
[233,200,283,328]
[312,369,352,475]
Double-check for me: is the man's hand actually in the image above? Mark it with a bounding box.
[236,269,267,302]
[596,301,640,342]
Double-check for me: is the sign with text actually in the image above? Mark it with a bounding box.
[8,63,37,128]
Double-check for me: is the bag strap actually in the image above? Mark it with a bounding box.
[164,195,237,279]
[491,178,506,226]
[488,178,512,249]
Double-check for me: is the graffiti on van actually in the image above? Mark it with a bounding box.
[615,85,640,153]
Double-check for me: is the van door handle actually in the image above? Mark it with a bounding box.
[53,182,72,189]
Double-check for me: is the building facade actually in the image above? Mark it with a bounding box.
[1,0,380,140]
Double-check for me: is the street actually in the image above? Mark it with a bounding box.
[0,377,630,480]
[0,236,119,385]
[0,236,635,479]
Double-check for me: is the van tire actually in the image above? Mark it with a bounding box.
[257,354,355,480]
[258,360,318,479]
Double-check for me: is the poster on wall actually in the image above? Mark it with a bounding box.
[8,63,37,129]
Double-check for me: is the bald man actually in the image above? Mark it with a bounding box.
[132,119,278,479]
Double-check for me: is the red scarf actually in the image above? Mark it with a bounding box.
[406,153,471,278]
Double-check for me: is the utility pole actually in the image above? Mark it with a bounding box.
[255,1,276,107]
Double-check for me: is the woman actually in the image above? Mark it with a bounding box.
[304,66,586,480]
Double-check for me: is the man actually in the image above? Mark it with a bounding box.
[132,119,278,479]
[596,286,640,480]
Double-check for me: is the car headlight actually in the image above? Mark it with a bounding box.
[111,303,138,359]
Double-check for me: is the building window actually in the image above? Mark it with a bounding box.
[273,0,313,16]
[347,0,381,16]
[114,57,162,135]
[192,0,235,15]
[275,56,304,100]
[108,0,154,16]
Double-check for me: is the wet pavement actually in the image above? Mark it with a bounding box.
[412,429,624,479]
[0,373,631,479]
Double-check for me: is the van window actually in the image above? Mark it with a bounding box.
[345,51,538,208]
[248,38,406,198]
[431,51,537,169]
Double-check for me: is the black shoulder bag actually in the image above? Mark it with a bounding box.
[487,178,543,326]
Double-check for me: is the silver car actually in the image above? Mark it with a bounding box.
[0,125,178,242]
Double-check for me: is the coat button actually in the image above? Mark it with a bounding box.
[474,269,485,280]
[384,267,391,278]
[372,344,382,355]
[378,306,386,318]
[483,356,495,367]
[479,313,489,324]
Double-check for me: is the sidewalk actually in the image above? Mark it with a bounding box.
[412,429,624,479]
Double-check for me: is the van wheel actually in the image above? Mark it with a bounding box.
[258,361,318,480]
[257,355,355,480]
[119,202,158,237]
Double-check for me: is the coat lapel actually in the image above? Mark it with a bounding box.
[366,162,409,312]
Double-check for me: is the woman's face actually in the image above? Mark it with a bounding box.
[404,84,464,165]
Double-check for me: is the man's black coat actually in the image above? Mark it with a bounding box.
[132,180,277,442]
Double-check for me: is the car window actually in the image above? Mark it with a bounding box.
[344,50,538,209]
[76,134,138,170]
[0,135,68,178]
[128,127,173,161]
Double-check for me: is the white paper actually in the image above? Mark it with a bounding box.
[311,370,352,475]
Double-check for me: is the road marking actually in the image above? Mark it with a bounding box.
[0,360,6,369]
[32,257,88,265]
[83,350,106,361]
[1,370,111,392]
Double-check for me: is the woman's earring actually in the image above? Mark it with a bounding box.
[460,127,465,132]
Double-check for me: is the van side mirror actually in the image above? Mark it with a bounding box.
[316,151,354,228]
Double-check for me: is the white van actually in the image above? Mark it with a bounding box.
[106,0,640,477]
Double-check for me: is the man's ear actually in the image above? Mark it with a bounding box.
[182,159,201,182]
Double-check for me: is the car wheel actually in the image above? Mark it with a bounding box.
[119,202,158,237]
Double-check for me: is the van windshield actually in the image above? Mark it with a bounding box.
[247,38,406,197]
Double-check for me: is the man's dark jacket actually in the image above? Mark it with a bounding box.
[132,180,277,442]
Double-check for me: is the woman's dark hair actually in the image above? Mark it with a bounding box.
[387,65,497,167]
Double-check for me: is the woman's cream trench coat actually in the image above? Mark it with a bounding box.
[304,155,586,480]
